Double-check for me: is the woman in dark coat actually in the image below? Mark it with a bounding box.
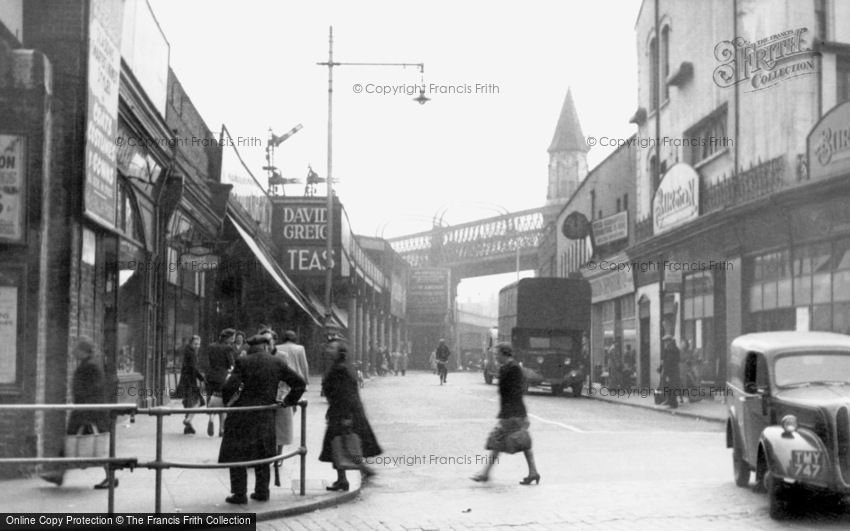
[319,341,381,491]
[175,335,205,434]
[41,337,115,489]
[472,343,540,485]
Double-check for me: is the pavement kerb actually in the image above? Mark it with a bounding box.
[582,392,725,424]
[255,481,361,521]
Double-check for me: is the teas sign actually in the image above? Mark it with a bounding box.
[84,0,123,229]
[653,163,700,234]
[0,135,25,243]
[807,101,850,182]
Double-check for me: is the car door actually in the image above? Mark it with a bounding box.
[740,351,771,464]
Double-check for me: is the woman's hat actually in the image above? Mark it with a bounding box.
[220,328,236,339]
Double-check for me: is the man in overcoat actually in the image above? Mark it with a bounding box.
[218,334,306,504]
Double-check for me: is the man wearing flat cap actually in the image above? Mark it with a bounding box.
[202,328,237,436]
[218,334,306,504]
[660,335,681,409]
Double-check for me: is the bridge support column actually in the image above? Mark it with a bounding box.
[356,301,364,364]
[348,295,357,363]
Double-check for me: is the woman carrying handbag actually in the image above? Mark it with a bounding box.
[471,343,540,485]
[318,341,380,491]
[41,337,116,489]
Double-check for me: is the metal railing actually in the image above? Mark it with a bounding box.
[0,400,309,514]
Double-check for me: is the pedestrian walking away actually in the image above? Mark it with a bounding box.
[435,338,451,385]
[472,343,540,486]
[660,335,682,409]
[203,328,237,437]
[175,335,205,434]
[319,340,381,492]
[218,334,306,504]
[40,337,117,489]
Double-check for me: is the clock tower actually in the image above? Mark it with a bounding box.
[545,89,588,225]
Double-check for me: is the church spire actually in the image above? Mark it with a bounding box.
[548,89,588,154]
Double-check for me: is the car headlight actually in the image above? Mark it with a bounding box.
[536,356,545,365]
[569,370,579,378]
[781,415,798,434]
[563,357,571,365]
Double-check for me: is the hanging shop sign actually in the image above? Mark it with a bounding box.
[0,135,26,244]
[653,163,700,235]
[807,101,850,182]
[562,211,591,240]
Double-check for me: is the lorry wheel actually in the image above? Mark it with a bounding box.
[571,384,582,397]
[551,384,563,396]
[733,447,751,487]
[484,372,493,385]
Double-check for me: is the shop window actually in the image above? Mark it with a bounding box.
[685,105,728,165]
[834,302,850,335]
[838,56,850,104]
[813,304,832,331]
[649,36,658,111]
[661,26,670,102]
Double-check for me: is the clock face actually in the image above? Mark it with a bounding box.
[562,212,590,239]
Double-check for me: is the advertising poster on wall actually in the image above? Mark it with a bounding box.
[0,284,17,384]
[83,0,124,229]
[0,135,25,243]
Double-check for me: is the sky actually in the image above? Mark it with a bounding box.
[148,0,642,305]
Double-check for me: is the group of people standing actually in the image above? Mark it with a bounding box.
[373,344,409,376]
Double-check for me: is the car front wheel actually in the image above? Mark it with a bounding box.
[551,384,563,396]
[484,371,493,385]
[766,473,791,519]
[733,447,751,487]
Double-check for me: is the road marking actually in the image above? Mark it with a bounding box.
[529,413,587,433]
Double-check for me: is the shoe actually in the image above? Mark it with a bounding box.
[250,492,269,501]
[183,419,195,434]
[361,467,376,481]
[40,472,64,486]
[225,494,248,504]
[326,480,349,492]
[94,478,118,489]
[519,473,540,485]
[470,474,489,483]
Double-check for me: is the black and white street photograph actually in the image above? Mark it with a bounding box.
[2,0,850,530]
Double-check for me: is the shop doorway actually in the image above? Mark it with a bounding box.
[639,316,651,386]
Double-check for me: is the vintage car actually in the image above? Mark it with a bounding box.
[726,331,850,518]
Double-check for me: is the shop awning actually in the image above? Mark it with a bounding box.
[228,215,321,325]
[306,291,347,329]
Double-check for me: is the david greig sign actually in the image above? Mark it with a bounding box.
[271,198,341,277]
[652,163,700,235]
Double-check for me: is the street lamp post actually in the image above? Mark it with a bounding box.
[317,26,426,344]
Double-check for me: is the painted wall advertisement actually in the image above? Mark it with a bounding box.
[84,0,123,229]
[591,211,628,246]
[0,135,25,243]
[652,163,700,235]
[0,285,17,384]
[407,267,451,318]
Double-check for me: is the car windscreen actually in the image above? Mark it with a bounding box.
[527,335,575,350]
[774,353,850,388]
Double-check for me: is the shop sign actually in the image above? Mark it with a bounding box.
[179,252,220,271]
[588,268,635,304]
[807,101,850,182]
[283,247,336,276]
[653,163,700,234]
[0,135,26,243]
[664,269,683,292]
[591,211,628,246]
[84,0,124,229]
[562,211,591,240]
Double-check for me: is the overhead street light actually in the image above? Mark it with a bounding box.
[317,26,427,343]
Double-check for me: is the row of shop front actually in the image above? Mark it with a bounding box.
[584,169,850,390]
